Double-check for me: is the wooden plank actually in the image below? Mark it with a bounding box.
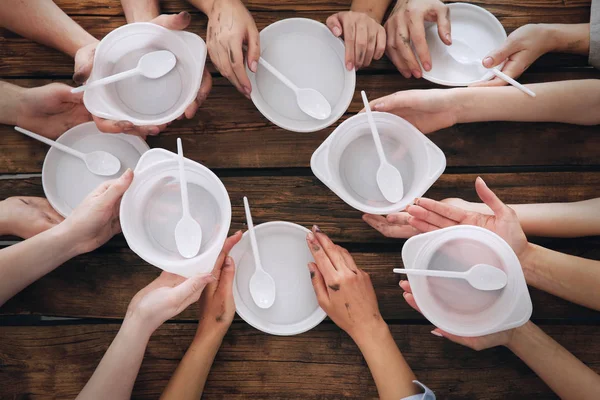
[0,323,598,399]
[0,7,592,78]
[1,71,600,174]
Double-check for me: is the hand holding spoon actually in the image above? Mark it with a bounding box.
[14,126,120,176]
[258,56,331,120]
[360,90,404,203]
[393,264,508,291]
[72,50,177,93]
[174,138,202,259]
[244,196,276,309]
[445,40,536,97]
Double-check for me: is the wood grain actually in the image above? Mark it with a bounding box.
[0,323,598,399]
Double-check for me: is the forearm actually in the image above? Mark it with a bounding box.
[160,328,225,400]
[121,0,161,23]
[77,317,152,400]
[0,82,24,126]
[545,23,590,55]
[187,0,216,15]
[507,321,600,399]
[0,0,97,57]
[354,322,419,400]
[0,223,80,306]
[454,80,600,126]
[523,243,600,310]
[351,0,393,23]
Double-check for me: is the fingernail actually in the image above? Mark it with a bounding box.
[333,26,341,36]
[401,70,411,79]
[399,279,405,285]
[431,330,444,337]
[423,62,431,71]
[402,292,408,299]
[414,198,420,205]
[312,225,322,233]
[250,61,258,72]
[445,33,452,44]
[483,57,493,68]
[180,11,191,20]
[150,127,160,135]
[117,121,134,129]
[307,231,315,241]
[346,62,353,71]
[387,214,398,223]
[244,86,251,96]
[374,102,384,110]
[235,230,242,236]
[224,256,233,267]
[477,176,486,186]
[412,69,422,78]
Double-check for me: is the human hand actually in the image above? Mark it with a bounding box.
[399,279,516,350]
[72,12,212,138]
[405,177,530,258]
[306,225,385,342]
[384,0,451,78]
[61,169,133,254]
[196,231,243,338]
[472,24,553,87]
[326,11,386,70]
[126,271,216,336]
[364,88,459,134]
[14,83,92,139]
[0,197,64,239]
[206,0,259,98]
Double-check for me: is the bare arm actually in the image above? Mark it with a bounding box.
[121,0,161,23]
[350,0,392,23]
[508,322,600,400]
[0,0,97,57]
[0,82,23,127]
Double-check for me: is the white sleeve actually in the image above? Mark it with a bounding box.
[400,380,436,400]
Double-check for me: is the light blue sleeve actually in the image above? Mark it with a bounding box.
[400,380,436,400]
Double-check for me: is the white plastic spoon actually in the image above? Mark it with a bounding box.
[446,40,536,98]
[360,90,404,203]
[258,57,331,120]
[243,196,276,309]
[174,138,202,259]
[71,50,177,93]
[393,264,508,291]
[14,126,120,176]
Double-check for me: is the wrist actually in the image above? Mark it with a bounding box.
[190,0,217,15]
[122,313,154,342]
[350,7,384,24]
[195,321,229,342]
[449,88,472,124]
[350,318,391,348]
[519,242,541,284]
[1,82,26,126]
[52,220,90,258]
[506,320,535,352]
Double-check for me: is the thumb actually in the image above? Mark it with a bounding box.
[172,273,216,306]
[151,11,191,31]
[482,40,516,68]
[474,177,508,216]
[101,168,134,205]
[326,13,343,37]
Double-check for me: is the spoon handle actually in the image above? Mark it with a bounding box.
[258,57,299,92]
[490,68,536,98]
[393,268,466,279]
[14,126,86,160]
[360,91,387,163]
[243,196,264,271]
[176,138,191,218]
[71,67,140,93]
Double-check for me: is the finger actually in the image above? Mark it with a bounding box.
[367,92,405,112]
[341,17,356,71]
[139,125,161,137]
[211,231,243,282]
[308,262,329,305]
[92,116,135,134]
[482,39,518,69]
[407,10,430,71]
[405,204,458,229]
[475,177,510,217]
[101,168,134,205]
[435,5,452,45]
[362,214,419,239]
[216,256,236,297]
[306,230,337,283]
[396,24,422,77]
[172,273,216,307]
[413,197,468,222]
[229,39,252,97]
[399,279,412,293]
[361,27,376,68]
[385,22,412,78]
[497,57,526,80]
[193,67,212,112]
[354,22,368,68]
[374,27,386,60]
[430,328,471,347]
[339,247,358,274]
[402,292,423,313]
[469,75,507,88]
[326,13,343,38]
[151,11,191,31]
[312,225,346,270]
[407,216,440,233]
[217,44,244,96]
[246,25,260,73]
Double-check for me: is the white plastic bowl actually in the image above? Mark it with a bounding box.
[83,23,207,126]
[402,226,532,337]
[231,221,327,336]
[247,18,356,132]
[311,112,446,215]
[42,122,148,217]
[120,148,231,277]
[422,3,507,86]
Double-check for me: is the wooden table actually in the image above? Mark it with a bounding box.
[1,1,599,398]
